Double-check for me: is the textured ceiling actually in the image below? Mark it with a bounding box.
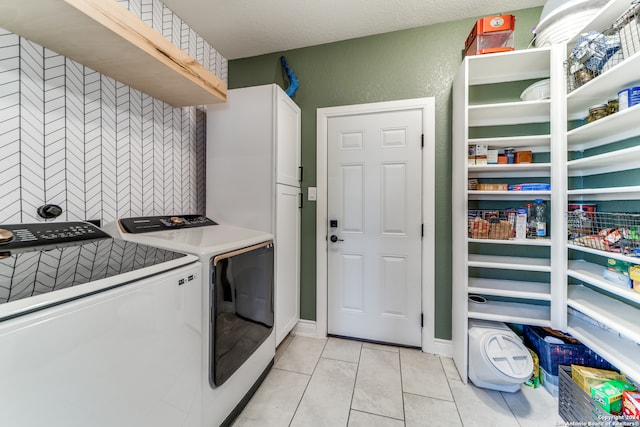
[162,0,547,59]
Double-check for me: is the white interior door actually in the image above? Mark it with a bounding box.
[327,109,423,347]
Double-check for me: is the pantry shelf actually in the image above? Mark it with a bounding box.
[468,254,551,272]
[469,238,551,246]
[468,135,551,153]
[467,47,551,85]
[468,163,551,179]
[567,284,640,345]
[568,260,640,305]
[567,51,640,116]
[567,104,640,151]
[469,100,551,127]
[567,145,640,177]
[568,0,635,44]
[468,277,551,301]
[468,190,551,201]
[0,0,227,107]
[568,186,640,201]
[468,299,551,326]
[567,313,640,386]
[568,243,640,264]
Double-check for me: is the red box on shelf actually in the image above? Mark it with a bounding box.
[465,14,516,56]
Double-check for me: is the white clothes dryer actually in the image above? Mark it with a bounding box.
[105,215,275,427]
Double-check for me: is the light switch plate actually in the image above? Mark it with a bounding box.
[308,187,317,201]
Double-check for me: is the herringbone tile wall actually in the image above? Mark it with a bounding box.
[0,0,226,225]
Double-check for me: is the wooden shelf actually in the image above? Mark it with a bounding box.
[468,163,551,179]
[567,313,640,386]
[467,47,551,86]
[568,243,640,264]
[568,186,640,201]
[568,285,640,345]
[0,0,226,107]
[468,299,551,326]
[468,277,551,301]
[568,260,640,305]
[567,145,640,177]
[468,135,551,153]
[568,104,640,151]
[469,238,551,246]
[469,100,551,127]
[468,190,551,201]
[468,254,551,272]
[567,51,640,116]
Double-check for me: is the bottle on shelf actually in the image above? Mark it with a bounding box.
[526,203,535,238]
[534,199,547,237]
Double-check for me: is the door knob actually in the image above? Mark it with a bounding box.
[330,235,344,243]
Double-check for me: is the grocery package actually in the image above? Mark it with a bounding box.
[623,390,640,419]
[591,379,637,414]
[572,365,626,394]
[525,348,541,389]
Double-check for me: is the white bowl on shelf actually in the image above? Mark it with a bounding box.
[521,79,551,101]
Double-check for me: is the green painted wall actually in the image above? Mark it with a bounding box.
[229,7,542,340]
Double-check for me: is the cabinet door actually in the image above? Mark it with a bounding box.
[275,89,301,187]
[275,184,301,345]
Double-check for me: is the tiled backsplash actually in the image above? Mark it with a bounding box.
[0,0,227,225]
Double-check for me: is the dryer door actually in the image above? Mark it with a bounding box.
[210,240,274,387]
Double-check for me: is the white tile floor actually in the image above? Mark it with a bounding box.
[232,335,564,427]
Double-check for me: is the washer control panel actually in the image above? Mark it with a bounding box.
[0,222,110,249]
[119,215,218,234]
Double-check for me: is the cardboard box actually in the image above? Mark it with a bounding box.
[465,14,515,56]
[630,265,640,293]
[572,365,626,394]
[474,144,488,156]
[591,379,636,415]
[497,154,507,164]
[487,149,499,164]
[476,183,508,191]
[515,151,532,163]
[623,391,640,420]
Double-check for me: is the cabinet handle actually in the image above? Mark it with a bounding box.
[299,166,303,182]
[299,193,303,209]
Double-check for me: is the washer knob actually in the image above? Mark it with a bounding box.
[169,216,184,225]
[0,229,14,244]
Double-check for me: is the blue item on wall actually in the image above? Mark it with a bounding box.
[280,56,299,97]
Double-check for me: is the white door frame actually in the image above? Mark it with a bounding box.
[316,97,436,353]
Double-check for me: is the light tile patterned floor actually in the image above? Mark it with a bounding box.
[232,335,562,427]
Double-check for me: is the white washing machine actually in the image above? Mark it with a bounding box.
[468,319,533,393]
[105,215,275,427]
[0,221,202,426]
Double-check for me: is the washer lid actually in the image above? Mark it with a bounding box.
[484,333,533,380]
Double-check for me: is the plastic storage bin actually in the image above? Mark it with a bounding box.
[524,326,614,376]
[465,14,515,56]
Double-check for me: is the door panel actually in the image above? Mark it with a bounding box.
[274,183,300,346]
[327,109,422,347]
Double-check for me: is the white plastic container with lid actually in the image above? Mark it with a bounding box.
[468,319,534,393]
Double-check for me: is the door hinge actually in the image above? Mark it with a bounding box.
[421,134,424,148]
[420,313,423,327]
[421,223,424,238]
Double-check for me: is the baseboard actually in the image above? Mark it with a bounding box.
[432,338,453,357]
[291,319,318,337]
